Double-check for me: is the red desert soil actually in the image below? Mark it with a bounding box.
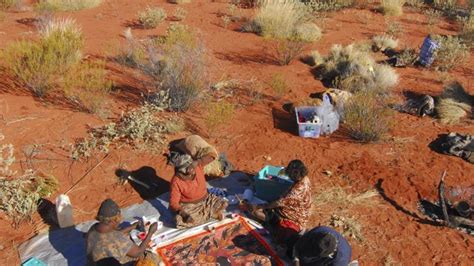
[0,0,473,264]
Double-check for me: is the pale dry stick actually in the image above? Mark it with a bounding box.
[5,116,41,125]
[64,154,110,195]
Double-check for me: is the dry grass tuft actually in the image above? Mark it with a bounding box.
[432,35,469,71]
[301,50,323,66]
[436,82,473,124]
[37,0,103,11]
[371,35,398,52]
[204,101,235,134]
[379,0,405,16]
[138,7,167,29]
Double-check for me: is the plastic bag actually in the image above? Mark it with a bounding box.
[315,94,340,135]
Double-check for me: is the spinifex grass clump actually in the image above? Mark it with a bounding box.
[436,82,473,125]
[138,7,167,29]
[3,18,83,96]
[36,0,103,11]
[379,0,405,16]
[432,35,469,71]
[204,101,235,134]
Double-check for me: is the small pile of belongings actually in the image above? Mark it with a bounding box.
[440,133,474,164]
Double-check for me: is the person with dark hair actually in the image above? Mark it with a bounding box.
[85,199,160,266]
[291,226,352,266]
[170,154,228,229]
[245,160,312,245]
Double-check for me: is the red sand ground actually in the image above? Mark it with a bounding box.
[0,1,473,264]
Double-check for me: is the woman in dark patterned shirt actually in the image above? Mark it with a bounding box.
[246,160,312,245]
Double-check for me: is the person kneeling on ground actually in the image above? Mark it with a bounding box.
[245,160,312,246]
[291,226,352,266]
[85,199,161,266]
[170,154,228,229]
[168,135,233,177]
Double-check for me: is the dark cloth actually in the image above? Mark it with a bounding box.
[264,209,301,246]
[293,226,352,266]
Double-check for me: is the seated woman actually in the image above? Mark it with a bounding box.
[170,154,228,229]
[291,226,352,266]
[246,160,312,245]
[85,199,160,266]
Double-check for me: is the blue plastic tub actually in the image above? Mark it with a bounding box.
[254,165,293,202]
[22,258,46,266]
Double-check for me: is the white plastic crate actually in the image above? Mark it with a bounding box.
[295,106,322,138]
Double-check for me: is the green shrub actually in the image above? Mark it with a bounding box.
[270,73,288,97]
[138,7,167,29]
[37,0,103,11]
[63,60,112,114]
[344,91,393,142]
[379,0,405,16]
[204,101,235,133]
[432,35,469,71]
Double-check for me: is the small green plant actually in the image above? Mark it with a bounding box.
[138,7,167,29]
[379,0,405,16]
[432,35,469,71]
[36,0,103,11]
[204,101,235,133]
[173,7,187,21]
[270,73,288,97]
[63,60,112,114]
[344,91,393,142]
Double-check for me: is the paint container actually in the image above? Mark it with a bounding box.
[55,194,74,228]
[242,189,254,202]
[226,195,239,205]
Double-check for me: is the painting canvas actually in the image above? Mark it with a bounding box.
[156,217,283,266]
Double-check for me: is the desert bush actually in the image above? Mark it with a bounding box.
[0,140,58,226]
[385,20,404,37]
[204,101,235,133]
[373,64,399,95]
[273,38,306,65]
[459,10,474,48]
[344,91,393,142]
[294,22,322,42]
[394,48,418,67]
[436,82,473,124]
[269,73,288,97]
[432,35,469,71]
[251,0,310,39]
[303,0,355,12]
[379,0,405,16]
[2,18,83,96]
[301,50,323,66]
[72,104,183,159]
[173,7,187,21]
[37,0,102,11]
[63,60,112,114]
[138,7,167,29]
[371,35,398,52]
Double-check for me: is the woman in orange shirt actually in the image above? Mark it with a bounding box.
[169,154,228,229]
